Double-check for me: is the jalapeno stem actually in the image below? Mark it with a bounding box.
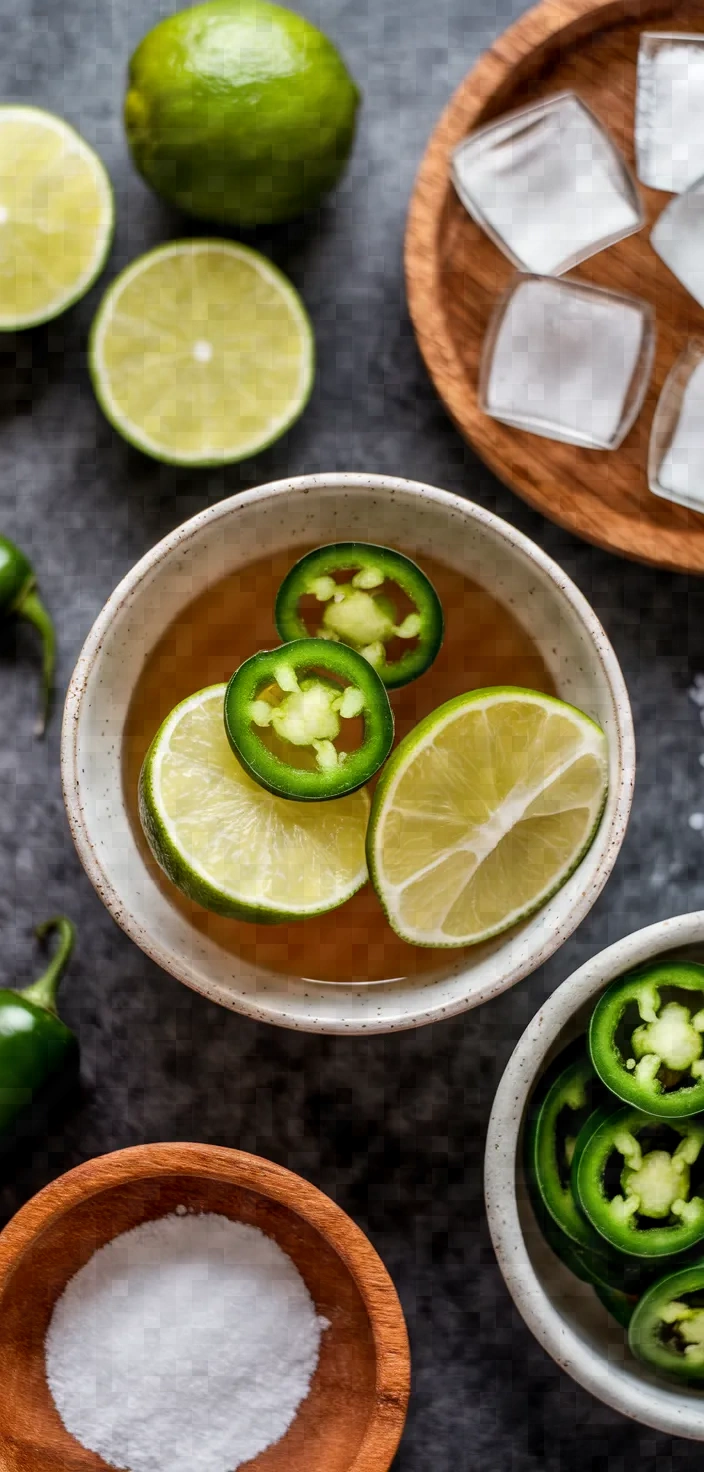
[21,917,76,1015]
[15,585,55,737]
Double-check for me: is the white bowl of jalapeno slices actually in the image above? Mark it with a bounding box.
[486,910,704,1438]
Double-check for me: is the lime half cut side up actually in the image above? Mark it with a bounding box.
[367,687,609,948]
[138,685,369,922]
[0,106,113,330]
[89,240,314,465]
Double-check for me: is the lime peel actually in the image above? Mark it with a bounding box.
[367,686,609,948]
[139,685,369,923]
[0,105,113,330]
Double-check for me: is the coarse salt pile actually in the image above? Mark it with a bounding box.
[45,1210,327,1472]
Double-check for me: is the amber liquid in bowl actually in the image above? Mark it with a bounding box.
[123,548,555,984]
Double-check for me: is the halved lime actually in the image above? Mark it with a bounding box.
[367,687,609,948]
[0,106,113,329]
[89,240,314,465]
[138,685,369,922]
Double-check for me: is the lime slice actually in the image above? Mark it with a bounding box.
[138,685,369,922]
[89,240,314,465]
[0,106,113,329]
[367,687,609,948]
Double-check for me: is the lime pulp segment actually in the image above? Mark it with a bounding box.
[138,685,369,922]
[367,687,609,948]
[89,240,315,465]
[0,106,113,329]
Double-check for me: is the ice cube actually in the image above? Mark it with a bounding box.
[480,275,655,451]
[651,178,704,306]
[636,33,704,192]
[451,92,643,276]
[649,342,704,512]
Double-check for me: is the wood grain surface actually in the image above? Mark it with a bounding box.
[405,0,704,572]
[0,1144,410,1472]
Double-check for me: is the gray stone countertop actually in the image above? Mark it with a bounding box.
[1,1,703,1467]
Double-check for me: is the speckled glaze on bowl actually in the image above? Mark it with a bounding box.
[61,473,634,1034]
[485,911,704,1440]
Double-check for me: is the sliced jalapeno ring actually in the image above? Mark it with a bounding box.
[224,638,394,801]
[573,1106,704,1258]
[533,1177,656,1294]
[629,1261,704,1380]
[589,963,704,1118]
[275,542,443,689]
[524,1046,652,1292]
[525,1043,611,1255]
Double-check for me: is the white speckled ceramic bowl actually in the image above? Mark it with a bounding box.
[61,473,634,1034]
[485,910,704,1439]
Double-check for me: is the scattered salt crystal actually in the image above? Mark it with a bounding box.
[689,812,704,831]
[636,34,704,192]
[45,1212,326,1472]
[452,92,642,276]
[649,346,704,513]
[480,275,654,450]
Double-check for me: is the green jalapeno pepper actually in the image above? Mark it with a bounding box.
[590,963,704,1118]
[0,917,79,1145]
[0,533,55,735]
[593,1282,639,1329]
[0,534,55,734]
[573,1105,704,1258]
[275,543,443,689]
[525,1044,611,1255]
[534,1211,597,1283]
[536,1210,635,1291]
[224,637,394,800]
[525,1050,652,1293]
[628,1260,704,1379]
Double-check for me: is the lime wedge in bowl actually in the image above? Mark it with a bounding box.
[89,240,314,465]
[367,687,609,948]
[0,106,113,329]
[138,685,369,922]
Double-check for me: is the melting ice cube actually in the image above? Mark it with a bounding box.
[480,275,655,451]
[451,92,643,276]
[636,33,704,192]
[649,342,704,512]
[651,179,704,306]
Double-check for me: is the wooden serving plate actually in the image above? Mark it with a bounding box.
[406,0,704,573]
[0,1144,410,1472]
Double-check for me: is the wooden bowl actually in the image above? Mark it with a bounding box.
[406,0,704,573]
[0,1144,410,1472]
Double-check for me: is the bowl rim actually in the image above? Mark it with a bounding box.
[0,1141,410,1472]
[61,471,635,1033]
[485,909,704,1439]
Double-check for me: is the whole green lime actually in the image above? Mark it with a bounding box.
[124,0,360,226]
